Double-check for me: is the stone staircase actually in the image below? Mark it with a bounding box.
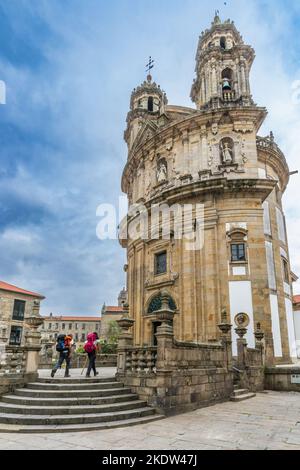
[230,385,256,403]
[0,376,164,433]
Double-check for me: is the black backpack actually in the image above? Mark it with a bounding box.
[56,334,66,352]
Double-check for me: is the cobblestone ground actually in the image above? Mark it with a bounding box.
[0,388,300,450]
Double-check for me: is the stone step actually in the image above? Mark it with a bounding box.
[0,400,147,415]
[231,388,249,397]
[26,381,122,391]
[37,377,116,385]
[14,387,131,399]
[230,392,256,403]
[0,407,155,426]
[1,393,138,407]
[0,413,165,434]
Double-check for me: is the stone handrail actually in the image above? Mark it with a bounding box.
[246,347,262,367]
[165,340,226,369]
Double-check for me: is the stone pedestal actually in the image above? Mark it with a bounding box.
[116,304,135,376]
[155,291,175,372]
[218,309,233,371]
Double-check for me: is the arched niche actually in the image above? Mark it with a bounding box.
[219,137,235,165]
[146,292,177,315]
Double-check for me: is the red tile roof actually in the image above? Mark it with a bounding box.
[0,280,45,299]
[105,306,123,312]
[294,295,300,305]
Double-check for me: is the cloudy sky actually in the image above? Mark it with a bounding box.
[0,0,299,316]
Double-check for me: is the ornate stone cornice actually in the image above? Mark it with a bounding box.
[119,178,277,248]
[122,106,267,192]
[257,135,290,192]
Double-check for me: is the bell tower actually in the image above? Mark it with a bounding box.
[191,12,255,109]
[121,13,295,365]
[124,73,168,152]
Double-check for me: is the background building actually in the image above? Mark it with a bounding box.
[100,305,124,340]
[40,315,101,344]
[0,280,44,347]
[120,13,297,365]
[40,288,127,344]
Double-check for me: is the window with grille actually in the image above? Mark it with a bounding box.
[155,251,167,275]
[282,258,290,284]
[12,300,25,321]
[231,243,246,262]
[9,326,23,346]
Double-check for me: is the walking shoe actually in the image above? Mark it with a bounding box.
[51,370,56,378]
[64,374,71,378]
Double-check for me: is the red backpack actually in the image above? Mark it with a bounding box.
[84,333,96,354]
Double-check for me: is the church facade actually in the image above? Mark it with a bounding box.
[120,14,296,366]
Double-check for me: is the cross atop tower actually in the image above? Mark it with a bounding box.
[146,56,155,81]
[213,10,221,25]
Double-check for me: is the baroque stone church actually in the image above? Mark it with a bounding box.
[120,13,296,367]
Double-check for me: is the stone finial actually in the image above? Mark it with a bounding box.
[160,290,170,311]
[122,302,130,317]
[254,322,265,343]
[218,308,232,336]
[117,304,135,333]
[213,10,221,25]
[221,308,228,323]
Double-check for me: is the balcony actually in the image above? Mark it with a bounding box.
[222,90,236,102]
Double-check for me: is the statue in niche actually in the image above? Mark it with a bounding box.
[157,159,168,183]
[220,139,234,165]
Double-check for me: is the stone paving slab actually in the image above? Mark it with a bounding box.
[0,391,299,449]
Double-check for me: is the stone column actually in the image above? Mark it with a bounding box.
[211,64,218,97]
[116,303,135,376]
[254,322,265,366]
[218,308,233,370]
[240,62,247,95]
[155,291,175,371]
[235,325,250,389]
[24,300,44,382]
[153,291,175,413]
[235,326,248,370]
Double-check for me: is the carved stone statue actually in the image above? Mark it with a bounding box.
[221,142,233,164]
[157,160,168,183]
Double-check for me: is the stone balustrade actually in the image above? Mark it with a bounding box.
[124,347,157,374]
[223,90,236,101]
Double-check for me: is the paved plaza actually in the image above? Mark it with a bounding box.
[0,379,299,450]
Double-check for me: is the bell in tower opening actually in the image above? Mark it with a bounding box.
[222,78,232,91]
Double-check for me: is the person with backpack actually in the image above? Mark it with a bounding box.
[84,332,99,378]
[51,334,72,378]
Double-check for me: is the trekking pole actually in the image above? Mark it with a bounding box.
[81,356,88,375]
